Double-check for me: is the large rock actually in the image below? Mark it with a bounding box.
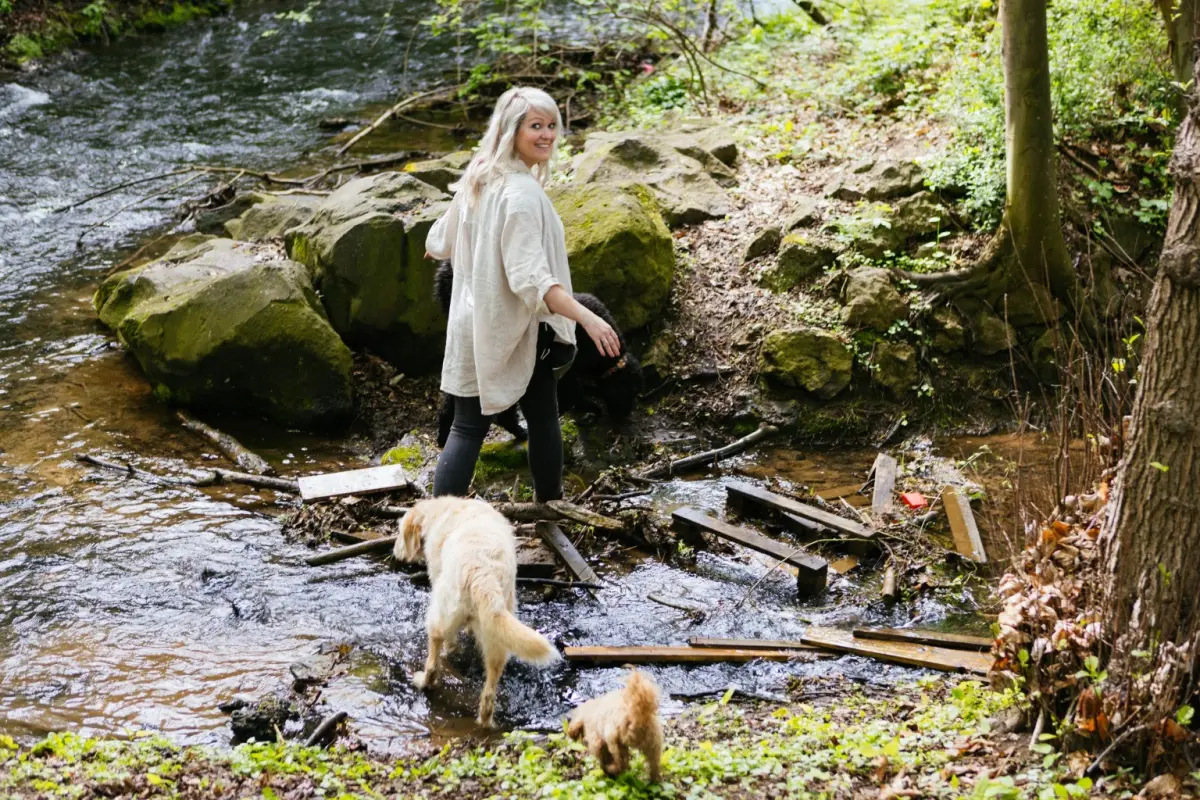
[224,192,322,242]
[840,193,948,259]
[743,226,782,262]
[285,172,450,371]
[758,327,853,399]
[549,182,675,330]
[930,305,966,353]
[757,234,838,291]
[841,267,907,331]
[574,132,734,226]
[783,198,822,231]
[402,150,473,193]
[973,309,1017,355]
[1003,281,1064,327]
[826,158,925,202]
[94,237,353,428]
[871,341,919,396]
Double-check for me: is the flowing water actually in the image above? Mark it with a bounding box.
[0,1,1023,751]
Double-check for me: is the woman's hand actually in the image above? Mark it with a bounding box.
[580,311,621,359]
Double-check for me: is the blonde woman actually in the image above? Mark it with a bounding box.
[425,86,620,502]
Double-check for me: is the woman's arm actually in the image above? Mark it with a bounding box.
[425,195,460,260]
[544,285,621,358]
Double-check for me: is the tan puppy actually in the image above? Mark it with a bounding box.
[395,496,560,727]
[567,669,663,782]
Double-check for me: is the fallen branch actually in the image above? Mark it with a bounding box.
[177,410,274,475]
[638,424,778,479]
[303,711,348,748]
[53,168,193,213]
[305,536,393,566]
[77,452,298,493]
[794,0,830,24]
[648,593,709,614]
[545,499,624,530]
[881,565,898,603]
[592,489,652,502]
[336,85,452,156]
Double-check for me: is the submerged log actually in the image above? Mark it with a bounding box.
[76,453,298,493]
[176,410,274,475]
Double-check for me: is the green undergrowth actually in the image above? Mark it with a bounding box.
[1,679,1125,799]
[2,0,232,66]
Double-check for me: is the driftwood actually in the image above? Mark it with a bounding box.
[303,711,349,748]
[76,453,298,493]
[176,410,274,475]
[637,424,778,479]
[336,85,451,155]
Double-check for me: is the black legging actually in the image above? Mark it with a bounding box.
[432,356,563,502]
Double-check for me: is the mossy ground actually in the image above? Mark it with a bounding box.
[2,0,232,66]
[4,677,1150,799]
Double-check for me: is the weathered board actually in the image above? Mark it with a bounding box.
[687,637,823,653]
[871,454,898,516]
[565,646,812,665]
[298,465,411,502]
[941,488,988,563]
[515,537,559,579]
[816,484,865,502]
[800,627,992,675]
[726,481,877,553]
[536,522,601,599]
[853,627,993,652]
[671,506,827,596]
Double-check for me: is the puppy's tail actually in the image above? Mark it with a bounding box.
[469,572,560,667]
[623,669,661,724]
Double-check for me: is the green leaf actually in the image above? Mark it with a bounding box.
[1151,461,1169,472]
[1177,705,1194,726]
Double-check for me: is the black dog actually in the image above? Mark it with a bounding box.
[434,262,642,448]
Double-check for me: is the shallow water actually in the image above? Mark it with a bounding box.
[1,1,1018,751]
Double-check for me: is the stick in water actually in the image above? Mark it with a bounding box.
[176,410,275,476]
[637,424,779,479]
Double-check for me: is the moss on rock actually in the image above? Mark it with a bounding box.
[550,182,675,331]
[758,326,853,399]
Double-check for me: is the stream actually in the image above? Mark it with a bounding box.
[0,0,1033,752]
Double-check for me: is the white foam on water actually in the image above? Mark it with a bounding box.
[0,83,51,121]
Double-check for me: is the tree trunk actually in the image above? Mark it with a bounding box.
[1157,0,1199,84]
[1100,49,1200,736]
[999,0,1077,308]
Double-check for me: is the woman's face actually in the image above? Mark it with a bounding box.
[513,110,557,167]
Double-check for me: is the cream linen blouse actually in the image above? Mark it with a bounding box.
[426,165,576,415]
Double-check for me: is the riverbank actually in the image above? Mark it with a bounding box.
[6,676,1138,799]
[1,0,232,66]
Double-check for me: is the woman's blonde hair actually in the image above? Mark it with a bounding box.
[453,86,562,205]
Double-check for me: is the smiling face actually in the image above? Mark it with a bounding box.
[513,110,557,167]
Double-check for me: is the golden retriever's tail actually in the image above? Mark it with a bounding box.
[624,669,661,724]
[469,572,560,666]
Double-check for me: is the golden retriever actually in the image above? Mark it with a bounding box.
[395,496,560,727]
[567,669,663,782]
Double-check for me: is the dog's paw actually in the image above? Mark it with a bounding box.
[476,712,497,729]
[413,671,429,690]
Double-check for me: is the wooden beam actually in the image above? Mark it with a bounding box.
[852,627,993,652]
[565,646,811,665]
[671,506,827,596]
[941,488,987,563]
[800,627,992,675]
[726,481,877,554]
[687,637,823,653]
[298,465,412,502]
[536,522,601,599]
[870,454,898,516]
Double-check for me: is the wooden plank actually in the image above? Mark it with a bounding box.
[941,488,987,563]
[815,483,863,502]
[671,506,827,596]
[800,627,992,675]
[298,465,411,502]
[871,454,898,516]
[853,627,993,652]
[688,637,823,653]
[726,481,877,553]
[536,522,601,599]
[829,555,859,575]
[565,646,811,665]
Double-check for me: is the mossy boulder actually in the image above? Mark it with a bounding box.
[1002,281,1064,327]
[758,234,839,291]
[94,238,353,428]
[475,439,529,484]
[402,151,473,193]
[224,192,323,242]
[549,182,675,330]
[743,226,782,262]
[930,305,967,353]
[284,172,450,372]
[573,132,733,226]
[871,341,919,396]
[758,327,853,399]
[973,309,1017,355]
[889,192,949,241]
[841,267,907,331]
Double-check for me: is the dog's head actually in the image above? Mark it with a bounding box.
[598,352,644,419]
[394,502,429,562]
